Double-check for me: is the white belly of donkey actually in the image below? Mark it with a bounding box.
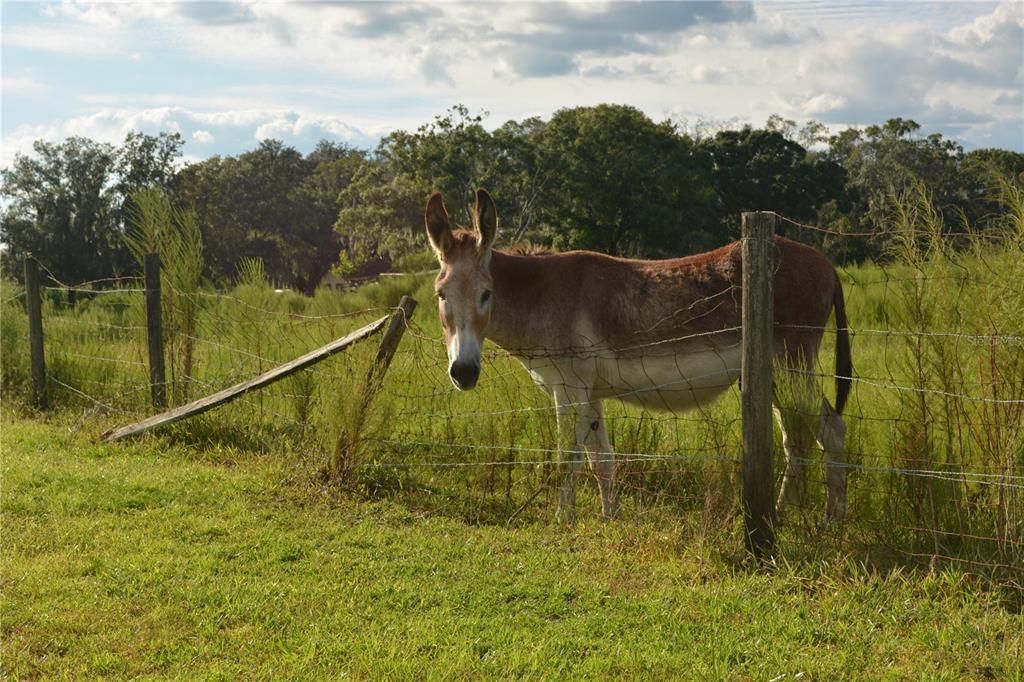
[524,348,741,412]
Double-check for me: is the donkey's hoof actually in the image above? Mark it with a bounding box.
[824,498,847,526]
[556,507,577,524]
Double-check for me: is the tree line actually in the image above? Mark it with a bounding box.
[3,104,1022,294]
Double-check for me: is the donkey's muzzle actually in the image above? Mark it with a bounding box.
[450,361,480,390]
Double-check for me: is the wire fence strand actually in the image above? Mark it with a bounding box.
[4,212,1022,580]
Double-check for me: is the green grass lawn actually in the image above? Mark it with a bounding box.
[2,414,1021,680]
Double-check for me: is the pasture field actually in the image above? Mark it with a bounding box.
[2,414,1022,679]
[1,199,1022,677]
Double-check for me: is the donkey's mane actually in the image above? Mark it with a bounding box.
[503,243,555,257]
[447,228,555,257]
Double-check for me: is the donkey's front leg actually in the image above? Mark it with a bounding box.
[554,387,587,523]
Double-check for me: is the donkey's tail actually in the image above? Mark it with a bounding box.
[833,271,852,414]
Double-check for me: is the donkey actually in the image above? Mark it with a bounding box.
[425,189,852,523]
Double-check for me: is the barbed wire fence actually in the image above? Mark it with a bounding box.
[2,204,1021,583]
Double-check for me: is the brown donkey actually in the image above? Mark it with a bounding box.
[426,189,851,523]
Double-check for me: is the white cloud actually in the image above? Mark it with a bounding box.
[190,109,275,128]
[2,76,48,95]
[1,106,383,168]
[51,0,174,26]
[745,11,822,46]
[5,1,757,83]
[418,47,456,87]
[254,112,374,145]
[690,64,730,84]
[802,93,847,115]
[2,25,122,55]
[1,0,1020,160]
[782,4,1019,134]
[2,124,61,168]
[943,1,1024,84]
[948,1,1023,45]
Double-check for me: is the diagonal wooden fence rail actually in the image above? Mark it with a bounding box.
[102,295,417,442]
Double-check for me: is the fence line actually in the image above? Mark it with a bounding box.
[782,368,1024,404]
[778,323,1024,344]
[34,261,144,290]
[773,212,984,239]
[5,210,1022,578]
[180,287,395,321]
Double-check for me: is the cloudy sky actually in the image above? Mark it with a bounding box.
[2,1,1022,167]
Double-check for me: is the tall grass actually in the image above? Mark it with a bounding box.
[0,279,30,403]
[126,188,204,404]
[859,178,1023,566]
[1,181,1021,578]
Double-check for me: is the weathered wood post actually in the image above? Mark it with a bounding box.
[365,295,418,396]
[144,252,167,408]
[741,211,777,558]
[24,257,47,409]
[334,295,417,481]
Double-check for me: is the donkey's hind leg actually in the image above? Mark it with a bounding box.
[774,396,849,525]
[818,398,848,524]
[586,401,619,520]
[773,404,814,520]
[773,363,819,521]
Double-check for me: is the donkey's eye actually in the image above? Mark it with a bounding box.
[480,289,492,305]
[437,290,446,301]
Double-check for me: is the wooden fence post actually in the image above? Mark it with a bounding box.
[144,252,167,408]
[365,295,418,395]
[24,257,47,409]
[331,295,418,481]
[741,211,777,558]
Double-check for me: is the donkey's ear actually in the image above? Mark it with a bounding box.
[473,188,498,253]
[425,192,452,262]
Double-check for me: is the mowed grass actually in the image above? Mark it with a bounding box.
[3,414,1021,680]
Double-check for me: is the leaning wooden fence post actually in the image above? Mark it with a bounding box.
[365,295,418,399]
[741,211,777,558]
[144,252,167,408]
[24,257,47,409]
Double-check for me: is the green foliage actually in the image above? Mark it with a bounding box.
[234,256,268,290]
[1,137,121,283]
[173,139,364,293]
[844,180,1024,561]
[334,159,423,270]
[126,187,204,404]
[335,105,538,271]
[4,200,1020,557]
[3,120,1023,677]
[700,126,847,240]
[826,118,967,259]
[0,133,182,285]
[392,248,440,273]
[0,280,30,402]
[379,104,497,225]
[534,104,718,256]
[6,110,1022,292]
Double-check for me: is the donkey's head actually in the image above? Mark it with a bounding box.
[424,188,498,390]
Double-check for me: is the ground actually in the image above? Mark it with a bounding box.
[2,414,1021,679]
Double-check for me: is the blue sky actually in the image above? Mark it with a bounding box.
[2,1,1022,167]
